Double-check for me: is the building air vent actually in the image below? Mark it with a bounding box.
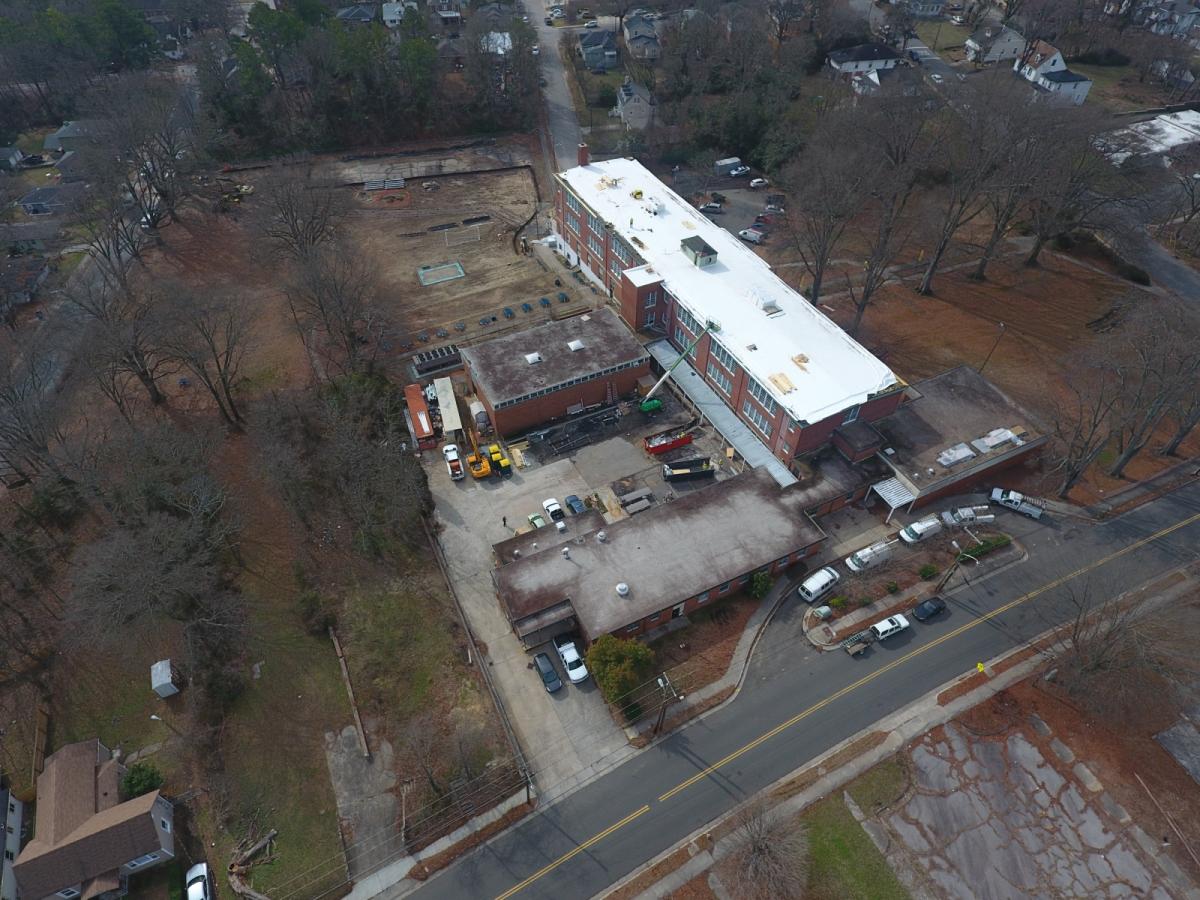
[616,582,630,596]
[567,339,585,352]
[597,530,608,542]
[524,352,543,364]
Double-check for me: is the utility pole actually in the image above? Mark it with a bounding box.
[651,673,684,737]
[979,322,1006,374]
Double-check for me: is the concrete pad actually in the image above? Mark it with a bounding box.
[570,436,655,489]
[324,726,399,879]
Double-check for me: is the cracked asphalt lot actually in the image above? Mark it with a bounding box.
[884,723,1174,899]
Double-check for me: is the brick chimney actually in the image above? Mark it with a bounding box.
[577,142,590,167]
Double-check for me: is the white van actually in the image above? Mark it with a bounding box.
[845,541,894,573]
[738,228,765,245]
[870,614,910,641]
[798,567,840,604]
[899,516,943,545]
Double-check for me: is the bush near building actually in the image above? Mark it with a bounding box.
[587,635,656,716]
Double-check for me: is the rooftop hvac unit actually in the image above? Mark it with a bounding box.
[525,352,543,364]
[936,443,977,468]
[616,582,630,597]
[567,339,585,352]
[597,530,608,542]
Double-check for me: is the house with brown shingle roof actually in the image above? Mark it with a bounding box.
[13,740,175,900]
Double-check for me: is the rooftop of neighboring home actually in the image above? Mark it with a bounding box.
[828,42,901,64]
[966,23,1023,48]
[1101,109,1200,163]
[461,307,649,407]
[1040,69,1091,83]
[494,469,825,639]
[556,156,900,427]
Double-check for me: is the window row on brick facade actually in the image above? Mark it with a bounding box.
[587,234,604,256]
[706,361,732,395]
[567,213,580,234]
[709,338,737,373]
[494,357,645,409]
[587,212,604,234]
[743,400,773,437]
[677,304,701,335]
[746,376,778,415]
[566,192,583,214]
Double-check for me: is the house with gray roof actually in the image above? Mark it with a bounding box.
[622,14,660,59]
[578,29,618,70]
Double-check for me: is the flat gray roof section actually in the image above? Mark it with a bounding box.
[494,469,824,640]
[873,366,1049,499]
[462,308,649,407]
[493,510,608,565]
[646,339,798,488]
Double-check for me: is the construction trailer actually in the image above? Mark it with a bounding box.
[404,383,438,450]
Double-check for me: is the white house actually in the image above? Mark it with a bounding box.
[1015,40,1091,105]
[615,78,655,130]
[964,25,1026,64]
[481,31,513,55]
[381,2,416,27]
[827,42,901,75]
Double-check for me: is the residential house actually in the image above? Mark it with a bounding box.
[827,42,901,75]
[616,78,655,129]
[850,64,924,97]
[438,35,466,67]
[1151,57,1196,89]
[18,184,85,217]
[1,779,24,900]
[12,739,175,900]
[1015,41,1091,104]
[472,2,512,28]
[42,120,104,155]
[434,0,463,27]
[1138,0,1200,36]
[335,4,378,25]
[0,222,62,255]
[54,150,91,183]
[622,14,661,59]
[381,1,417,27]
[1,257,50,323]
[578,29,618,70]
[964,24,1026,64]
[0,147,23,171]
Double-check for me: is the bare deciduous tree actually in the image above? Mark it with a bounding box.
[70,281,174,406]
[163,286,256,429]
[286,242,383,377]
[727,800,810,900]
[1051,355,1122,498]
[259,166,351,261]
[784,113,869,304]
[1106,300,1200,478]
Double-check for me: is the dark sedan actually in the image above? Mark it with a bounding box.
[534,652,563,693]
[911,596,948,622]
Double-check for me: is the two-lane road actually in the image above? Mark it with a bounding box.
[410,484,1200,900]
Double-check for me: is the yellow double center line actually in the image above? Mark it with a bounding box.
[496,509,1200,898]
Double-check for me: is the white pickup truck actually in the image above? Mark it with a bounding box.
[990,488,1045,521]
[940,505,994,527]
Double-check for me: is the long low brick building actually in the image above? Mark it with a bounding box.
[493,469,826,647]
[461,307,650,436]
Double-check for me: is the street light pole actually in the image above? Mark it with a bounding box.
[978,321,1006,374]
[149,713,183,737]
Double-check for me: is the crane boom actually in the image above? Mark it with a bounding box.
[640,319,720,413]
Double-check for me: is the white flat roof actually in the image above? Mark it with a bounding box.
[559,158,899,425]
[1103,110,1200,164]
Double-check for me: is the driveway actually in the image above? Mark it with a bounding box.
[428,439,648,804]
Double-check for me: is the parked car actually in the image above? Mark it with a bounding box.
[870,614,910,641]
[911,596,947,622]
[532,45,540,55]
[584,18,598,27]
[798,567,840,604]
[711,192,727,203]
[698,201,722,212]
[738,228,764,244]
[940,505,994,527]
[545,16,553,24]
[899,515,943,544]
[754,214,774,225]
[951,13,966,24]
[729,165,752,177]
[930,73,944,84]
[749,177,769,188]
[534,652,563,692]
[553,634,589,683]
[564,494,587,515]
[185,864,212,900]
[528,512,547,528]
[543,497,565,521]
[442,444,465,481]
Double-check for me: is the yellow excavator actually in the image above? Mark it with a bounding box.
[466,428,491,479]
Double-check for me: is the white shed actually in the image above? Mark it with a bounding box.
[151,659,181,698]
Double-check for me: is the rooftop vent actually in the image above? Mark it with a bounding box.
[746,343,758,352]
[524,352,543,364]
[567,339,585,352]
[597,530,607,542]
[616,582,630,597]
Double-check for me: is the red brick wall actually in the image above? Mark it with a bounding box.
[617,272,665,331]
[486,363,649,436]
[791,390,907,455]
